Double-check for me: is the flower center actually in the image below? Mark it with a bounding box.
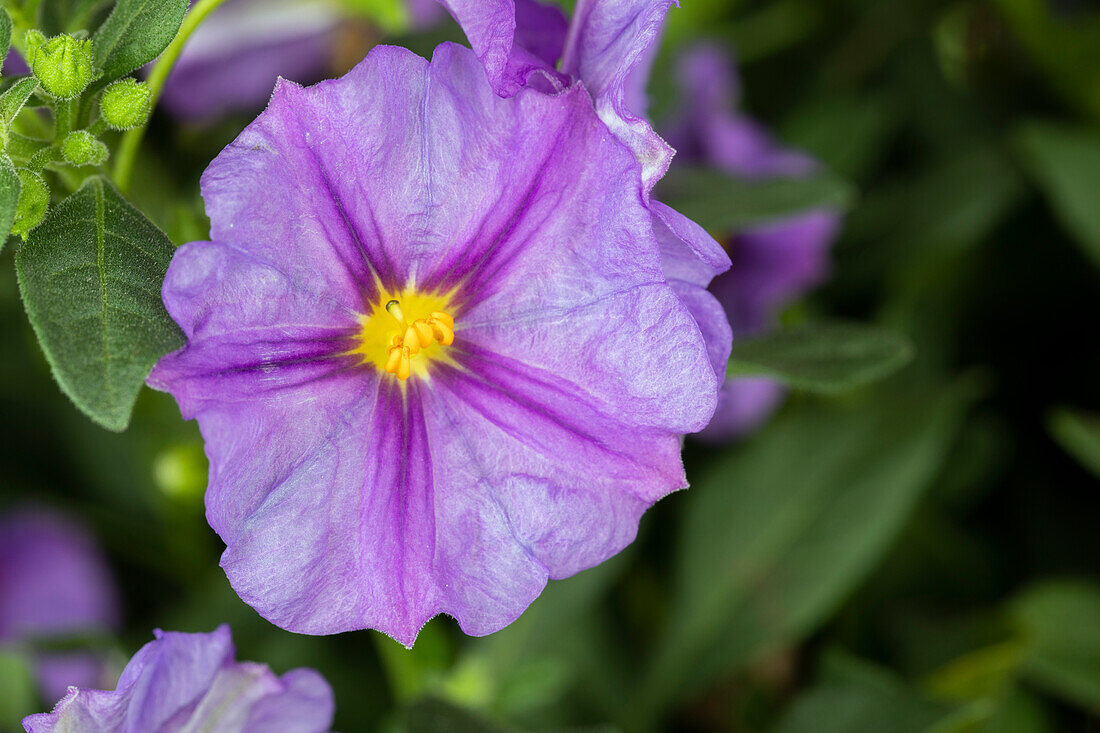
[353,289,455,380]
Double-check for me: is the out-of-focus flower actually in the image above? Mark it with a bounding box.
[437,0,734,397]
[0,510,119,702]
[148,42,723,644]
[162,0,444,121]
[22,625,334,733]
[665,47,844,439]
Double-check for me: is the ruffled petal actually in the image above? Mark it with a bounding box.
[419,350,683,629]
[23,626,334,733]
[559,0,675,192]
[436,0,565,96]
[147,242,360,417]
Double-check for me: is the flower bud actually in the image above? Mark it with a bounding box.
[29,35,94,99]
[100,79,152,130]
[62,130,108,167]
[12,169,48,238]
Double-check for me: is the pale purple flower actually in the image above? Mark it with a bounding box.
[665,47,843,439]
[148,42,726,645]
[0,509,119,702]
[23,625,334,733]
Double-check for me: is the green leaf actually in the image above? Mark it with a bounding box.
[629,383,976,723]
[726,322,914,393]
[0,649,37,731]
[92,0,188,83]
[0,9,12,62]
[774,652,956,733]
[1014,122,1100,270]
[656,166,856,232]
[1011,580,1100,710]
[15,175,183,431]
[1048,408,1100,479]
[0,156,20,249]
[0,78,42,128]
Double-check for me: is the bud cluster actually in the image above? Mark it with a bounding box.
[2,24,154,239]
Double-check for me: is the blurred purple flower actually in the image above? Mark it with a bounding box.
[665,47,844,439]
[148,42,724,645]
[23,625,334,733]
[162,0,445,121]
[0,509,119,703]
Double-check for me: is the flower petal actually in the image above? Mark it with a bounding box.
[147,242,360,417]
[560,0,675,192]
[436,0,566,96]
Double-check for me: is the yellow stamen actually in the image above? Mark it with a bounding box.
[352,289,457,381]
[396,347,411,380]
[384,346,403,374]
[413,320,434,347]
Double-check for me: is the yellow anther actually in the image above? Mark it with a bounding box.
[413,320,434,347]
[429,319,454,346]
[402,326,421,354]
[396,347,411,380]
[384,346,403,374]
[353,294,455,381]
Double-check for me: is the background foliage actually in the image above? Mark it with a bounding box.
[1,0,1098,731]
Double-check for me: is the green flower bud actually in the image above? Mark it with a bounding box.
[12,169,48,239]
[62,130,108,167]
[28,35,94,99]
[100,79,152,130]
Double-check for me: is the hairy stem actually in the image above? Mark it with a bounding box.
[112,0,230,192]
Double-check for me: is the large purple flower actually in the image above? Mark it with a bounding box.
[0,509,119,703]
[665,47,843,439]
[148,42,725,644]
[23,626,334,733]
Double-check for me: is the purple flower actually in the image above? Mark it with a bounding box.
[148,42,725,645]
[0,509,119,702]
[665,47,843,439]
[23,625,334,733]
[162,0,445,121]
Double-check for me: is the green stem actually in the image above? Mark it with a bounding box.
[112,0,230,192]
[53,97,75,140]
[87,118,107,137]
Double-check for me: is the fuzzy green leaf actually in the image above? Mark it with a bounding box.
[0,156,20,249]
[657,166,856,232]
[0,9,11,63]
[726,322,915,393]
[0,78,41,127]
[91,0,188,82]
[16,175,183,431]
